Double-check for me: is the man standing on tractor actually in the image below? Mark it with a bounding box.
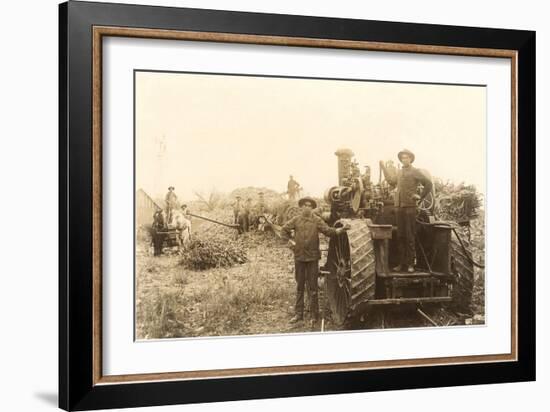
[282,196,349,328]
[388,149,433,273]
[287,175,301,201]
[165,186,178,226]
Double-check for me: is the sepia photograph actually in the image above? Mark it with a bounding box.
[55,3,534,409]
[134,70,486,340]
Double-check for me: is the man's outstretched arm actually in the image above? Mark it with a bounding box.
[281,216,297,240]
[316,217,347,237]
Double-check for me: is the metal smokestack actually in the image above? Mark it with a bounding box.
[334,148,354,186]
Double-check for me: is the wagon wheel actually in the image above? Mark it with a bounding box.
[418,191,434,212]
[325,219,376,326]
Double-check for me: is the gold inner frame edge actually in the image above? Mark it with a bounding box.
[91,25,518,386]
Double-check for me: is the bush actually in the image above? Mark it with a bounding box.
[180,236,247,270]
[434,180,483,222]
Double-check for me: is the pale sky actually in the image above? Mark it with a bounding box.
[135,71,486,200]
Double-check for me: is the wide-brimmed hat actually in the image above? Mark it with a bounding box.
[397,149,415,163]
[168,186,175,190]
[298,196,317,209]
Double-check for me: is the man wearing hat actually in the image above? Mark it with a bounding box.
[233,196,242,225]
[392,149,433,273]
[165,186,178,225]
[243,197,253,232]
[180,203,189,215]
[282,196,349,326]
[257,191,266,214]
[256,192,267,231]
[287,175,301,201]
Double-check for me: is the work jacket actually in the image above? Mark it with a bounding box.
[287,180,300,193]
[394,165,433,207]
[282,214,338,262]
[165,192,178,208]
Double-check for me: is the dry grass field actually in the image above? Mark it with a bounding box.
[135,222,338,339]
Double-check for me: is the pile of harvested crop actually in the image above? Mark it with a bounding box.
[434,180,483,222]
[180,236,247,270]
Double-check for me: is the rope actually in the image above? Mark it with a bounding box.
[451,227,485,269]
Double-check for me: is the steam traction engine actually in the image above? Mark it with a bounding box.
[321,148,475,325]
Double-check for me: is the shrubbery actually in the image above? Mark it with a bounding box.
[180,236,247,270]
[433,180,483,222]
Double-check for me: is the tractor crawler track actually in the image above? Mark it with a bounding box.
[325,219,376,325]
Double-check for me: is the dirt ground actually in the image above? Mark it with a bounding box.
[135,213,485,340]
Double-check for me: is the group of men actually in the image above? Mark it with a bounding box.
[164,149,431,327]
[233,192,266,232]
[282,149,432,327]
[232,174,302,232]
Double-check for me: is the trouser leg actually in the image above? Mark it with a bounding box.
[401,207,416,266]
[396,207,406,265]
[305,260,319,320]
[167,207,173,226]
[294,260,306,317]
[405,207,417,266]
[153,233,162,256]
[397,207,417,266]
[246,214,250,231]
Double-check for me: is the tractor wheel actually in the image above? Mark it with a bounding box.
[450,233,475,314]
[325,219,376,326]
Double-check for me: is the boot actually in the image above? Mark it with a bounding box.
[392,265,403,272]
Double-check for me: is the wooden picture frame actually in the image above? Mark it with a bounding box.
[59,1,535,410]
